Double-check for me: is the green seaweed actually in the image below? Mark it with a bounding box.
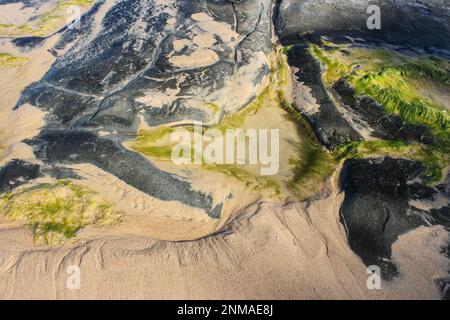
[218,86,271,131]
[334,140,450,183]
[131,46,339,199]
[309,42,450,182]
[132,127,176,158]
[310,43,450,135]
[205,103,220,113]
[276,89,337,197]
[0,181,121,245]
[288,140,336,198]
[352,67,449,132]
[0,52,29,67]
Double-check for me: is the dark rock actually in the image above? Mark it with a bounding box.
[0,159,42,194]
[26,131,222,218]
[339,157,443,278]
[286,45,363,149]
[333,78,437,144]
[12,0,275,219]
[430,205,450,227]
[437,277,450,300]
[275,0,450,58]
[17,0,273,131]
[12,36,47,49]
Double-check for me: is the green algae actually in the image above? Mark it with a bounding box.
[0,181,121,245]
[218,86,271,131]
[309,43,450,135]
[132,127,176,158]
[309,42,450,183]
[0,53,29,67]
[130,46,339,199]
[334,140,449,183]
[276,90,337,198]
[0,0,95,37]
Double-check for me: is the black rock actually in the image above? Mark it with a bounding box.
[333,78,437,144]
[275,0,450,58]
[286,45,363,149]
[26,131,222,218]
[0,159,42,194]
[12,0,276,219]
[339,157,442,279]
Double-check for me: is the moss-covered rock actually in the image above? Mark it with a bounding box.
[309,42,450,183]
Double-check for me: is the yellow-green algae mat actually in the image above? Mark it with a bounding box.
[131,46,336,200]
[0,181,121,245]
[0,0,95,37]
[310,41,450,183]
[0,53,29,67]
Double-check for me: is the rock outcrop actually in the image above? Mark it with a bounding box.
[333,78,437,145]
[275,0,450,57]
[13,0,275,218]
[285,44,363,149]
[340,157,449,278]
[0,159,41,194]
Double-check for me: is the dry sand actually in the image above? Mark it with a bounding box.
[0,35,59,165]
[0,3,448,300]
[0,170,447,299]
[0,3,53,26]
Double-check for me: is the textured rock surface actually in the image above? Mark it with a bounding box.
[333,78,437,144]
[13,0,274,218]
[276,0,449,149]
[275,0,450,57]
[275,0,450,293]
[340,157,449,278]
[286,44,363,149]
[18,0,273,131]
[0,0,449,299]
[0,159,41,194]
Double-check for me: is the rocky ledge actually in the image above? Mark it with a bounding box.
[340,157,450,279]
[12,0,275,218]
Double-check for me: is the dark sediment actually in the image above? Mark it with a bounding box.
[332,78,436,145]
[27,131,223,218]
[340,157,449,279]
[12,0,275,218]
[286,44,363,149]
[0,160,42,194]
[275,0,450,58]
[275,1,450,291]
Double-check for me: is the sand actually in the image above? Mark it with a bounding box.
[0,3,53,26]
[169,48,220,68]
[168,11,237,69]
[0,2,448,300]
[0,34,59,165]
[0,169,447,299]
[67,163,223,242]
[0,1,95,37]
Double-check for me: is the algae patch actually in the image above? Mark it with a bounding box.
[131,46,337,200]
[310,41,450,182]
[0,181,121,245]
[0,53,29,67]
[0,0,95,37]
[334,140,449,183]
[309,43,450,134]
